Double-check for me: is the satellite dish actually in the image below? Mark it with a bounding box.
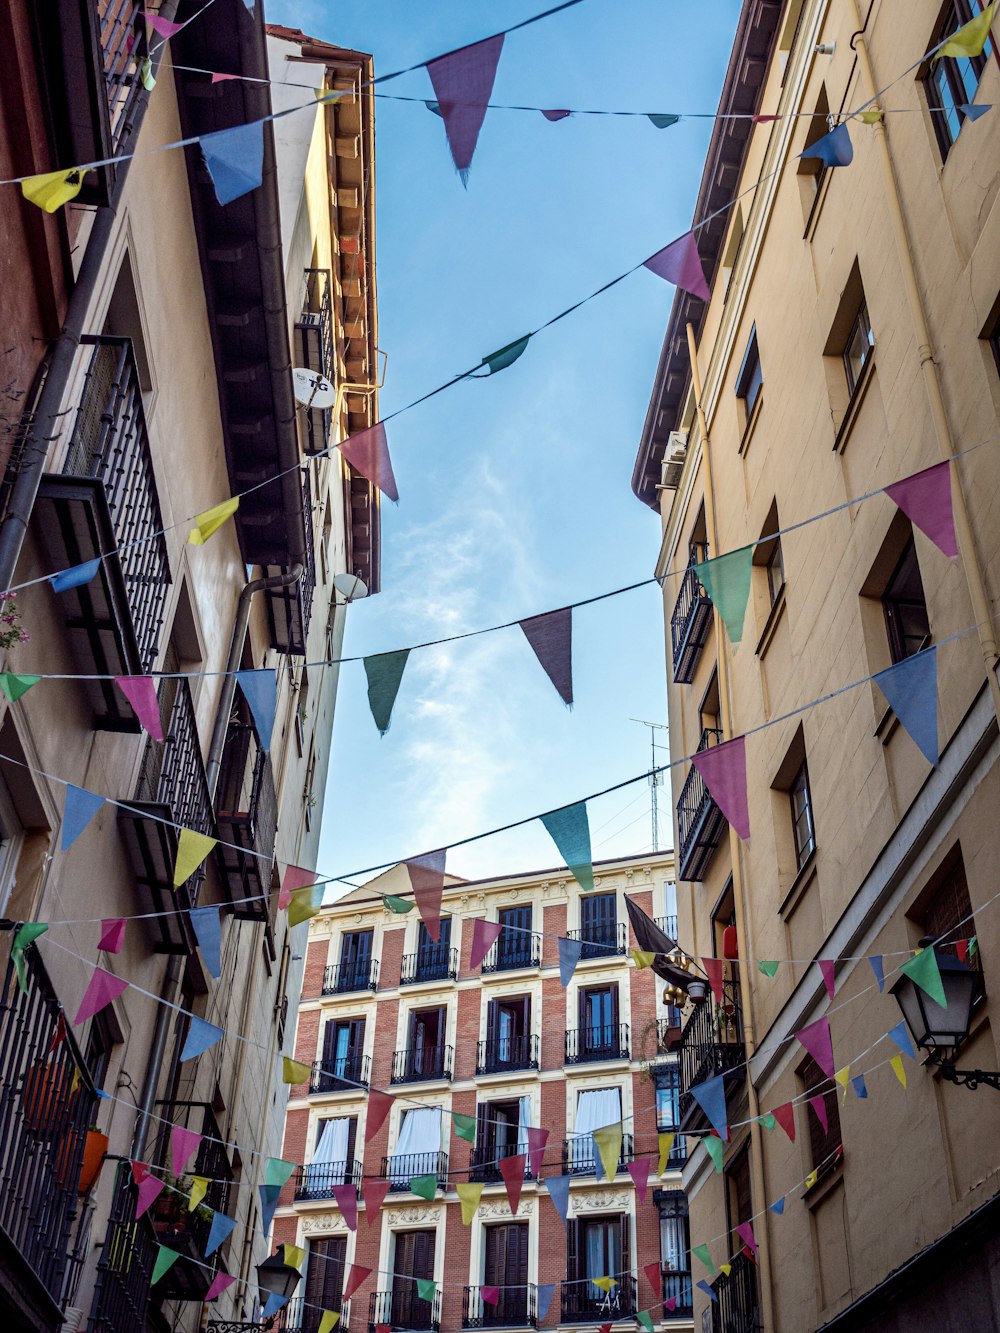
[292,367,337,409]
[333,572,369,602]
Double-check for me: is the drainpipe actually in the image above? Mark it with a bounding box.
[686,321,776,1333]
[132,566,302,1159]
[0,2,181,593]
[849,2,1000,726]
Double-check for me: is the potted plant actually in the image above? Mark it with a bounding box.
[53,1124,108,1193]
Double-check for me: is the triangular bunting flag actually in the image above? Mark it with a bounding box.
[235,669,278,750]
[470,918,503,970]
[279,864,316,910]
[318,1313,340,1333]
[773,1102,796,1142]
[457,1181,484,1224]
[410,1173,437,1201]
[282,1056,310,1084]
[540,801,593,892]
[51,558,101,592]
[261,1294,289,1319]
[383,893,413,914]
[363,1176,391,1222]
[648,112,680,128]
[736,1221,758,1256]
[136,1173,165,1218]
[959,101,992,120]
[287,885,323,927]
[890,1054,907,1087]
[938,1,997,58]
[189,906,222,978]
[800,121,853,168]
[364,650,410,734]
[631,948,656,968]
[795,1016,835,1079]
[808,1095,828,1135]
[481,335,531,374]
[643,1261,662,1296]
[703,1136,724,1172]
[593,1123,622,1182]
[98,918,126,954]
[690,1074,728,1139]
[407,849,446,942]
[544,1173,570,1223]
[637,1312,655,1332]
[366,1089,394,1142]
[205,1272,236,1301]
[202,121,264,205]
[899,945,947,1006]
[22,169,84,213]
[62,785,104,851]
[264,1158,296,1188]
[692,736,750,840]
[187,1175,209,1211]
[627,1157,652,1202]
[416,1278,436,1303]
[518,607,573,705]
[481,1286,500,1306]
[869,955,886,992]
[852,1074,868,1099]
[558,935,583,986]
[173,829,216,887]
[146,11,185,36]
[151,1245,180,1284]
[541,108,572,121]
[859,109,884,124]
[758,960,779,977]
[592,1277,617,1294]
[805,1169,819,1191]
[344,1264,371,1302]
[758,1113,776,1131]
[188,497,239,545]
[657,1132,675,1174]
[331,1183,358,1230]
[0,673,40,703]
[884,461,957,557]
[887,1021,916,1060]
[719,1264,732,1278]
[874,647,939,765]
[499,1153,526,1213]
[170,1125,203,1176]
[693,546,753,645]
[338,422,399,501]
[74,967,128,1025]
[206,1210,237,1255]
[770,1197,785,1215]
[259,1183,281,1233]
[819,959,836,999]
[425,34,504,181]
[692,1243,715,1274]
[180,1016,222,1062]
[115,676,162,739]
[702,957,724,1002]
[536,1284,555,1321]
[525,1126,548,1178]
[453,1112,477,1144]
[643,230,711,301]
[835,1066,851,1102]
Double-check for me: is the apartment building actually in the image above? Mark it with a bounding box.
[0,5,377,1332]
[274,853,692,1333]
[633,0,1000,1329]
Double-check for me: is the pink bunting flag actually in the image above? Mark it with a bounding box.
[773,1102,796,1142]
[332,1183,358,1231]
[627,1157,652,1203]
[279,863,316,910]
[819,959,836,1000]
[481,1286,500,1305]
[795,1015,835,1079]
[426,34,505,181]
[753,113,781,122]
[365,1089,394,1143]
[665,1298,677,1312]
[884,461,957,558]
[99,918,126,954]
[170,1125,203,1176]
[736,1221,758,1257]
[205,1272,236,1301]
[338,422,398,502]
[643,230,711,301]
[343,1264,371,1302]
[115,676,163,740]
[363,1176,391,1223]
[146,11,185,37]
[407,850,446,942]
[499,1153,526,1215]
[470,918,503,970]
[518,607,573,705]
[73,967,128,1026]
[701,956,724,1003]
[136,1172,165,1218]
[211,72,241,82]
[692,735,750,840]
[809,1095,829,1135]
[525,1126,549,1178]
[643,1261,662,1296]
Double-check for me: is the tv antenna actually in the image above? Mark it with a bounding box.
[630,718,669,852]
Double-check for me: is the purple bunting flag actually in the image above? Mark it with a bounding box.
[884,461,957,558]
[338,422,399,502]
[74,967,128,1026]
[541,108,572,121]
[526,1126,549,1178]
[99,918,126,954]
[819,959,836,1000]
[808,1095,829,1135]
[115,676,163,740]
[425,34,505,182]
[470,918,503,970]
[519,607,573,705]
[627,1157,652,1203]
[643,231,711,301]
[170,1124,203,1176]
[795,1016,834,1079]
[692,735,750,840]
[407,850,446,942]
[332,1183,358,1231]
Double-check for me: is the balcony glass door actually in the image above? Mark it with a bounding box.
[393,1228,436,1329]
[580,986,618,1056]
[304,1236,346,1330]
[410,1007,444,1077]
[497,904,532,966]
[488,997,529,1069]
[340,930,372,986]
[580,892,617,956]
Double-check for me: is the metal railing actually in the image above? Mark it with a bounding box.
[564,1023,631,1065]
[562,1132,634,1177]
[655,914,679,939]
[380,1151,449,1192]
[677,728,726,881]
[400,944,458,985]
[480,932,542,973]
[150,1103,231,1269]
[679,981,745,1125]
[215,714,279,917]
[278,1295,350,1332]
[87,1159,158,1333]
[468,1140,534,1184]
[390,1044,453,1084]
[566,921,627,959]
[670,545,712,684]
[560,1273,636,1323]
[711,1250,759,1333]
[661,1268,693,1317]
[294,269,335,455]
[294,1159,363,1200]
[300,468,316,640]
[309,1054,370,1094]
[475,1033,540,1075]
[98,0,145,153]
[63,336,170,670]
[369,1286,441,1332]
[463,1285,537,1328]
[322,959,379,995]
[0,942,98,1311]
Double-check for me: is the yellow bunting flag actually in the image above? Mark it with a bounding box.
[657,1132,675,1175]
[189,497,239,545]
[318,1314,340,1333]
[284,1244,306,1271]
[70,1065,82,1095]
[288,885,323,927]
[188,1176,209,1211]
[22,169,84,213]
[592,1277,617,1294]
[456,1182,484,1226]
[890,1054,907,1088]
[173,829,217,887]
[835,1066,851,1103]
[139,56,156,91]
[630,948,656,968]
[719,1263,732,1278]
[593,1123,623,1182]
[805,1169,819,1190]
[860,109,883,124]
[938,0,997,59]
[282,1056,311,1084]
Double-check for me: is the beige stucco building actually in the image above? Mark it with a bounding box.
[0,5,378,1332]
[632,0,1000,1329]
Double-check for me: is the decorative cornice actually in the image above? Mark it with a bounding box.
[384,1205,442,1226]
[477,1198,536,1220]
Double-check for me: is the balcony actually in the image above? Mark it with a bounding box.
[150,1104,232,1300]
[671,547,712,684]
[88,1160,159,1333]
[309,1054,370,1094]
[560,1273,636,1324]
[293,1159,363,1201]
[564,1023,630,1066]
[476,1034,540,1076]
[278,1295,351,1332]
[468,1141,535,1185]
[369,1286,441,1332]
[655,914,679,940]
[400,944,458,986]
[562,1133,634,1177]
[463,1285,537,1328]
[566,922,627,960]
[294,269,335,456]
[0,942,98,1332]
[322,959,380,995]
[480,932,542,973]
[215,711,279,921]
[118,678,212,954]
[678,981,746,1132]
[677,728,727,881]
[391,1044,454,1084]
[661,1268,694,1318]
[710,1250,759,1333]
[35,337,170,726]
[653,1064,687,1168]
[266,469,317,655]
[379,1152,449,1193]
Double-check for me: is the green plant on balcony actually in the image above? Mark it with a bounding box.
[0,593,30,648]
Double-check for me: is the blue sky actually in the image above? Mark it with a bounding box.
[269,0,740,887]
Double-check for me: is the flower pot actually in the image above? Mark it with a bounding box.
[687,980,708,1002]
[76,1130,109,1194]
[22,1061,72,1136]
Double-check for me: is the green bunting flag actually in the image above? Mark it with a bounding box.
[757,1112,776,1131]
[11,922,48,993]
[692,1243,715,1275]
[898,946,947,1007]
[452,1113,477,1144]
[540,800,593,893]
[152,1246,181,1285]
[383,894,414,914]
[703,1137,724,1173]
[410,1174,438,1201]
[694,546,753,645]
[364,649,410,735]
[481,335,531,374]
[416,1278,437,1303]
[648,113,680,129]
[0,673,41,703]
[757,960,779,977]
[264,1158,296,1188]
[637,1313,655,1332]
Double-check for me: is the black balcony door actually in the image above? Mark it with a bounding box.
[410,1007,444,1076]
[321,1017,365,1089]
[567,1215,630,1316]
[418,917,451,975]
[476,1099,522,1173]
[497,905,532,966]
[304,1236,346,1331]
[487,996,529,1067]
[579,985,618,1056]
[581,892,617,955]
[393,1228,436,1328]
[339,929,373,983]
[484,1222,529,1324]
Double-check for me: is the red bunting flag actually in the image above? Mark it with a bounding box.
[819,959,836,1000]
[338,422,399,502]
[499,1153,526,1215]
[701,957,724,1003]
[628,1157,652,1203]
[773,1102,796,1142]
[956,938,970,963]
[280,864,316,910]
[470,918,503,970]
[365,1089,394,1143]
[809,1095,828,1135]
[407,850,446,942]
[525,1126,548,1178]
[363,1176,391,1223]
[332,1183,358,1231]
[343,1265,372,1302]
[643,1261,662,1297]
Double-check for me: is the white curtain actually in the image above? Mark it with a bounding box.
[306,1118,350,1190]
[517,1095,531,1157]
[571,1088,621,1170]
[390,1106,442,1183]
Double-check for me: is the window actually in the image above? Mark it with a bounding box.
[580,891,618,956]
[570,1087,623,1172]
[843,301,875,395]
[305,1118,358,1192]
[408,1006,447,1073]
[798,86,832,224]
[789,762,816,871]
[922,0,992,158]
[566,1215,631,1318]
[985,295,1000,376]
[724,1148,754,1251]
[736,327,763,420]
[496,903,534,967]
[390,1229,436,1329]
[414,917,452,980]
[485,996,531,1069]
[883,539,931,663]
[320,1017,365,1090]
[390,1106,443,1184]
[83,1011,116,1093]
[304,1237,347,1321]
[474,1097,529,1176]
[766,539,785,605]
[339,929,374,986]
[579,984,620,1056]
[922,853,981,973]
[800,1055,843,1175]
[753,501,785,619]
[658,1192,691,1312]
[295,666,310,756]
[483,1224,530,1323]
[654,1063,683,1142]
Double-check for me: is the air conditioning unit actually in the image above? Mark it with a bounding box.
[657,431,688,490]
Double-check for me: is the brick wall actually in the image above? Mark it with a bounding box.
[302,935,328,999]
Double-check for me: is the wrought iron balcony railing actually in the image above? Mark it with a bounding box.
[150,1103,232,1299]
[475,1033,540,1076]
[323,959,380,995]
[294,1159,363,1200]
[380,1151,449,1192]
[661,1268,694,1318]
[0,941,98,1321]
[670,545,712,684]
[468,1140,534,1185]
[463,1285,537,1328]
[710,1250,759,1333]
[294,268,336,456]
[566,921,627,959]
[275,1295,351,1332]
[266,470,317,655]
[560,1273,636,1324]
[391,1044,453,1084]
[480,932,542,973]
[562,1132,634,1177]
[99,0,146,154]
[88,1159,159,1333]
[564,1023,631,1065]
[678,980,746,1130]
[677,728,727,881]
[215,714,279,921]
[369,1286,441,1332]
[309,1054,370,1094]
[400,944,458,985]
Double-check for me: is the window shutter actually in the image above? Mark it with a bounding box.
[476,1101,490,1156]
[321,1020,339,1064]
[345,1117,358,1166]
[566,1217,581,1283]
[619,1214,631,1278]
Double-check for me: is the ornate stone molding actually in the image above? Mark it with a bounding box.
[384,1205,442,1226]
[477,1198,535,1220]
[570,1189,631,1213]
[300,1213,347,1235]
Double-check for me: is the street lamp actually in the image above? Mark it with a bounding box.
[256,1249,302,1328]
[889,939,998,1091]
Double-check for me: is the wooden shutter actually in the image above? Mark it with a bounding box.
[619,1214,631,1278]
[509,1223,528,1285]
[484,1226,503,1287]
[348,1017,366,1054]
[476,1101,490,1157]
[412,1228,435,1279]
[322,1020,339,1064]
[487,999,500,1047]
[305,1237,346,1311]
[345,1117,358,1167]
[566,1217,581,1283]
